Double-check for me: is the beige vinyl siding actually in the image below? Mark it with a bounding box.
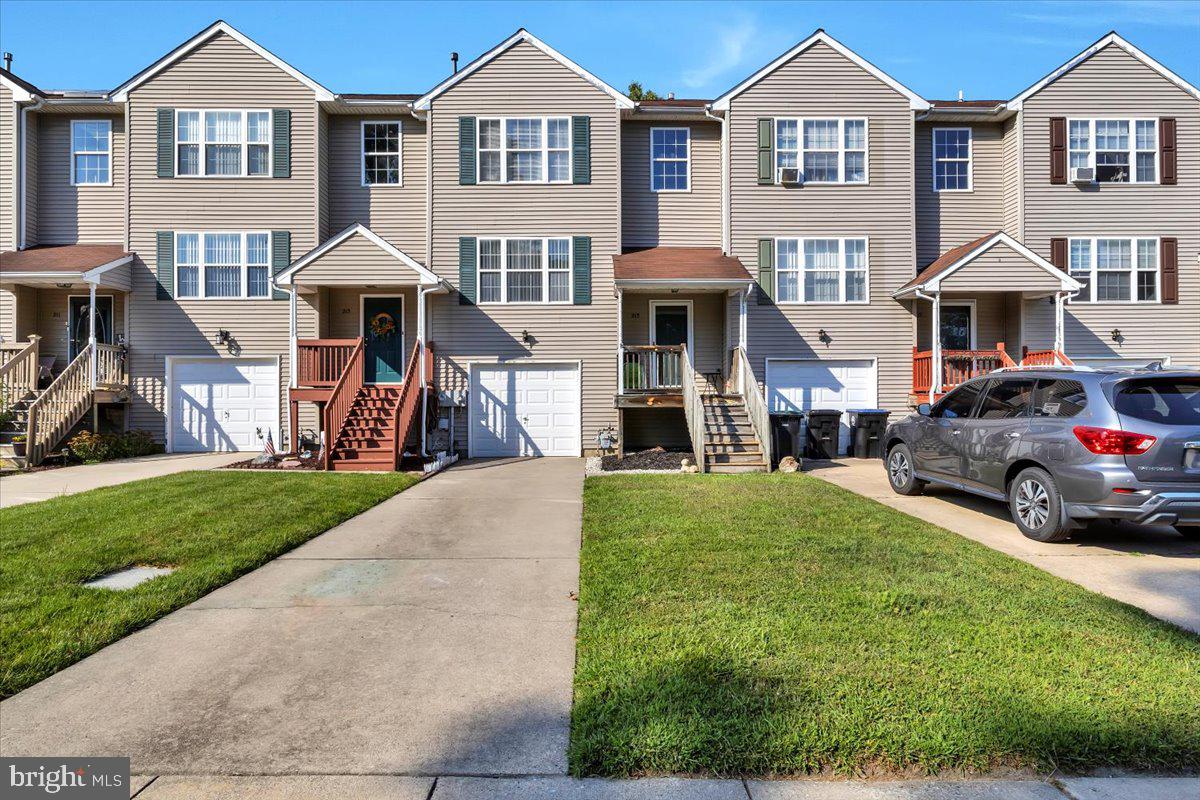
[23,112,36,246]
[728,40,916,415]
[0,285,42,346]
[328,114,427,261]
[621,120,721,247]
[317,110,329,242]
[296,231,424,285]
[916,121,1004,265]
[36,113,125,244]
[1001,115,1021,237]
[0,288,14,340]
[620,291,727,374]
[323,286,418,365]
[1,84,14,251]
[428,40,621,451]
[939,242,1062,291]
[1021,43,1200,367]
[33,287,126,365]
[124,30,321,443]
[914,292,1018,351]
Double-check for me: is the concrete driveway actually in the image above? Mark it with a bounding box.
[0,452,246,508]
[810,459,1200,634]
[0,457,582,777]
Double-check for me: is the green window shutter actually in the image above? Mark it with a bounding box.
[572,236,592,304]
[155,231,174,299]
[756,238,775,305]
[157,109,175,178]
[571,116,591,184]
[271,231,291,300]
[757,118,774,185]
[458,237,477,304]
[272,109,291,178]
[458,117,477,185]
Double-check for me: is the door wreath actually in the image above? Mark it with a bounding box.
[368,312,397,339]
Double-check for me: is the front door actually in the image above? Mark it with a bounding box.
[939,304,974,350]
[362,296,404,384]
[68,296,114,361]
[650,302,690,388]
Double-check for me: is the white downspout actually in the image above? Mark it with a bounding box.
[914,289,940,402]
[418,285,437,457]
[288,287,298,389]
[616,288,624,394]
[705,106,730,254]
[87,279,98,389]
[19,98,44,249]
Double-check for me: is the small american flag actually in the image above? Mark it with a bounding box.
[263,428,277,457]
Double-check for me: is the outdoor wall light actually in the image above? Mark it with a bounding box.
[55,283,74,289]
[817,328,832,345]
[521,329,533,346]
[1110,328,1122,343]
[217,329,232,345]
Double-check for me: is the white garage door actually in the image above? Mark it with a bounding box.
[766,359,877,455]
[470,364,581,457]
[170,358,279,453]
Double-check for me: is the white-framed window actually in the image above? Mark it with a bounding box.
[1067,119,1157,183]
[774,118,867,184]
[1068,236,1159,303]
[650,127,689,191]
[70,120,111,185]
[775,237,869,304]
[174,110,272,177]
[477,117,571,184]
[174,232,272,299]
[477,237,572,304]
[361,120,402,185]
[933,127,971,191]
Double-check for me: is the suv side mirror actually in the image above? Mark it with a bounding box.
[917,403,932,417]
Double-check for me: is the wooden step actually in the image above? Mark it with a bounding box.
[707,451,767,466]
[707,463,769,474]
[330,459,394,472]
[704,442,761,455]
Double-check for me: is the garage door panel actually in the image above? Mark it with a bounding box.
[171,358,278,453]
[768,359,877,456]
[470,364,580,457]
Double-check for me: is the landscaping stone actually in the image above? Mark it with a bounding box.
[778,456,801,473]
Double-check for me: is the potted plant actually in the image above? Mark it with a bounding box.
[11,435,27,458]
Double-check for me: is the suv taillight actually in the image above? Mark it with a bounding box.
[1072,425,1157,455]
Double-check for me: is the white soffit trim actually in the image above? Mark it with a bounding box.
[711,29,930,111]
[111,20,335,101]
[0,73,40,102]
[413,28,634,110]
[896,232,1082,296]
[1009,31,1200,109]
[274,223,442,286]
[82,255,135,282]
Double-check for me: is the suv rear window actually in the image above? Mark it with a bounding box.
[1033,379,1087,418]
[1114,378,1200,425]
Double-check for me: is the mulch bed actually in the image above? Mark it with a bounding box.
[223,455,321,471]
[600,447,691,472]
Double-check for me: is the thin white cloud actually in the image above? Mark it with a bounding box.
[1012,0,1200,28]
[679,19,757,90]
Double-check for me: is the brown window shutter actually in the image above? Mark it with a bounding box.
[1050,237,1068,272]
[1161,237,1178,304]
[1049,117,1067,185]
[1160,117,1177,185]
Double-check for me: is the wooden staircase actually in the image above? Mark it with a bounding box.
[701,394,768,473]
[329,386,404,471]
[0,391,38,469]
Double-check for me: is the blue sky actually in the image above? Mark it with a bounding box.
[1,1,1197,100]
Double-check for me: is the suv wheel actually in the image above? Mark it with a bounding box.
[1009,467,1071,542]
[886,443,925,496]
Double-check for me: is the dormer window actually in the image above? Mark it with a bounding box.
[1067,119,1157,183]
[478,117,571,183]
[175,110,272,177]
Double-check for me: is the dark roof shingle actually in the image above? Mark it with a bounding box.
[0,244,131,273]
[614,247,750,281]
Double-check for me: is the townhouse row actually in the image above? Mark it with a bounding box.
[1,20,1197,467]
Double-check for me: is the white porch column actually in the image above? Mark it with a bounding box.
[1053,292,1065,359]
[738,286,749,394]
[288,287,298,389]
[616,288,624,395]
[930,292,942,402]
[87,280,98,389]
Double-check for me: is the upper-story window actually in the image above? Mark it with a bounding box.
[933,128,971,191]
[176,110,271,177]
[362,121,402,185]
[774,118,867,184]
[1068,237,1159,303]
[70,120,111,186]
[650,127,689,192]
[478,237,572,303]
[1068,119,1157,183]
[775,237,868,303]
[175,232,272,299]
[478,117,571,183]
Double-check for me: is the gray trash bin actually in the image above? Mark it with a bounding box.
[847,409,889,459]
[770,413,804,468]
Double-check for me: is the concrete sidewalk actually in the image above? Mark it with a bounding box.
[807,459,1200,634]
[0,451,245,507]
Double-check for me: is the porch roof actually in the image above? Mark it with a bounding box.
[613,246,751,289]
[0,244,133,290]
[894,232,1080,299]
[275,224,448,292]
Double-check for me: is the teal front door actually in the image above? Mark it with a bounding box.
[362,296,405,383]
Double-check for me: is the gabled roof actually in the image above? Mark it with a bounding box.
[613,247,751,285]
[1009,31,1200,109]
[710,29,929,111]
[0,67,43,101]
[274,224,443,286]
[894,232,1080,297]
[110,20,335,102]
[413,29,634,111]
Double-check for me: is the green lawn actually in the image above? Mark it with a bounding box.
[572,473,1200,777]
[0,470,417,698]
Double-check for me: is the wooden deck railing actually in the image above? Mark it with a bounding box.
[27,345,93,466]
[620,345,685,392]
[913,343,1018,395]
[322,338,365,470]
[297,339,359,387]
[1021,347,1074,367]
[735,346,772,471]
[94,343,127,389]
[389,341,433,469]
[679,346,706,472]
[0,336,40,404]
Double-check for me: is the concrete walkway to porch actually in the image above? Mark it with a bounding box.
[0,451,246,508]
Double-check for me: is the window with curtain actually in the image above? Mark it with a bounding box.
[775,237,869,303]
[1068,237,1159,303]
[1067,119,1157,183]
[774,118,867,184]
[176,110,271,177]
[476,237,572,303]
[477,118,571,183]
[70,120,111,185]
[175,232,272,299]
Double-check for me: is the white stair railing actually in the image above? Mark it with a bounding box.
[680,346,706,473]
[0,336,40,406]
[26,345,93,466]
[735,346,772,470]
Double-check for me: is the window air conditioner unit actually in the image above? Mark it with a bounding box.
[777,167,802,186]
[1070,167,1095,184]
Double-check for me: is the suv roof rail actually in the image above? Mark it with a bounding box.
[992,365,1097,373]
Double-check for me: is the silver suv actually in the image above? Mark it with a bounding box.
[882,368,1200,542]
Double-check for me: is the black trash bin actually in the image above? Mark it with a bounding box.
[847,409,889,459]
[803,410,842,460]
[770,413,804,468]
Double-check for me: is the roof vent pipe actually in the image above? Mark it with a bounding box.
[2,53,11,72]
[957,89,964,102]
[668,92,675,100]
[451,52,459,73]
